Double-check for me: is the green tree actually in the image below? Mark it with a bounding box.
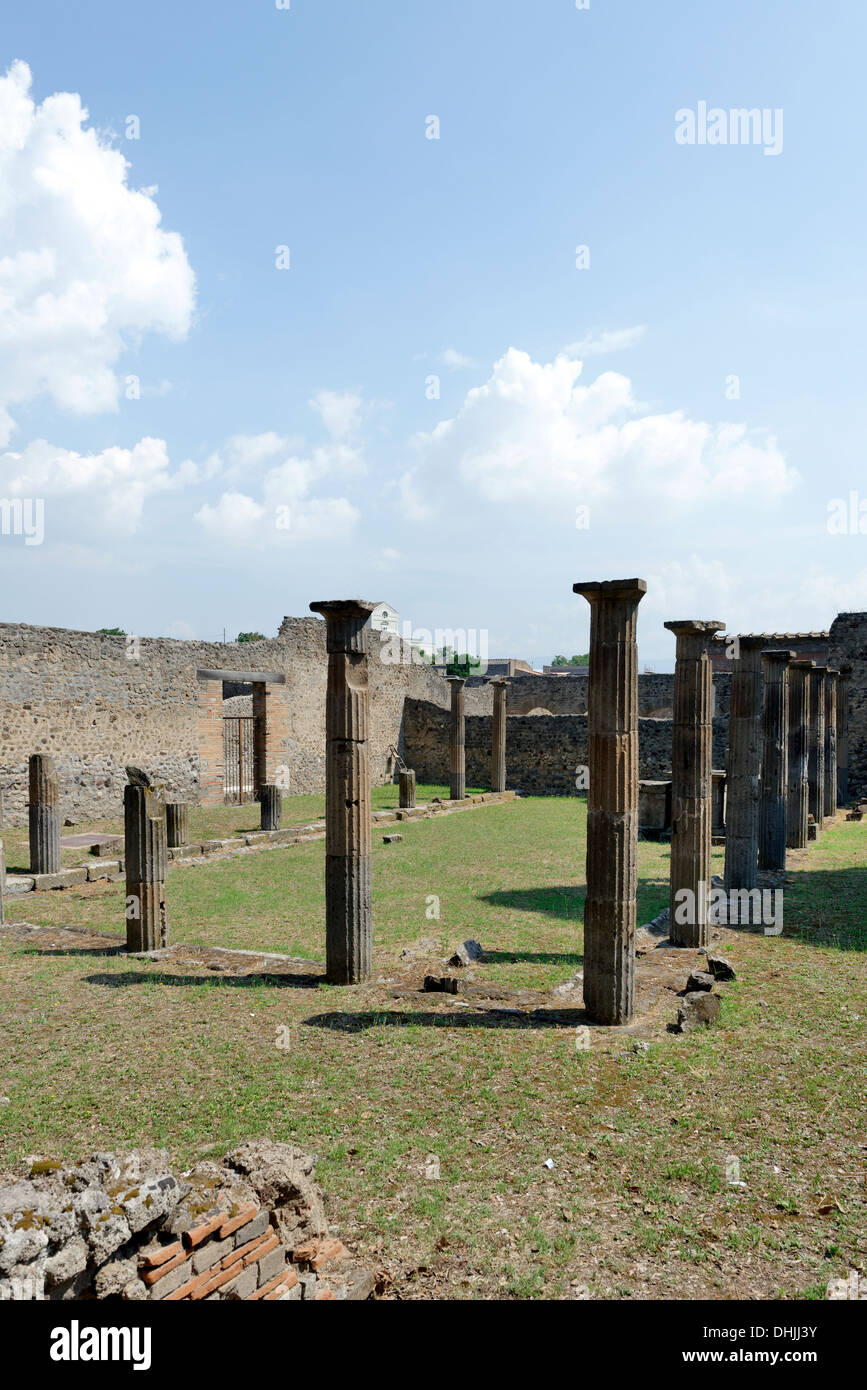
[551,653,589,667]
[96,627,126,636]
[237,631,266,643]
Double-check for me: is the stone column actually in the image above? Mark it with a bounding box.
[759,650,795,871]
[448,677,466,801]
[808,667,826,833]
[711,770,726,839]
[824,670,839,819]
[837,665,853,805]
[309,599,375,985]
[124,782,169,952]
[724,637,766,892]
[786,661,813,850]
[490,677,509,793]
[28,753,61,875]
[0,836,5,927]
[259,784,282,831]
[399,769,416,809]
[665,620,725,947]
[165,802,189,849]
[573,578,646,1026]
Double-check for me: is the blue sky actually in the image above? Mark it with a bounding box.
[1,0,865,667]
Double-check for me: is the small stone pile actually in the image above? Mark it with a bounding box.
[0,1139,373,1302]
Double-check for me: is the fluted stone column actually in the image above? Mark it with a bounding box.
[711,771,726,839]
[665,620,724,947]
[759,650,795,871]
[124,782,169,951]
[837,665,853,805]
[28,753,61,875]
[490,677,509,793]
[724,637,766,892]
[399,769,416,809]
[310,599,375,985]
[259,784,282,831]
[808,668,826,834]
[786,661,813,850]
[165,801,189,848]
[448,677,466,801]
[824,670,839,819]
[573,578,646,1025]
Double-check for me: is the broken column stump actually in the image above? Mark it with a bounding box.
[124,781,169,952]
[786,661,813,850]
[165,801,189,849]
[28,753,61,875]
[398,768,416,809]
[490,676,509,793]
[665,620,725,948]
[310,599,375,985]
[448,676,467,801]
[259,784,282,832]
[573,578,647,1026]
[808,666,827,836]
[759,650,795,872]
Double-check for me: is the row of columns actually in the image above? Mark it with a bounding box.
[447,674,510,800]
[573,581,854,1027]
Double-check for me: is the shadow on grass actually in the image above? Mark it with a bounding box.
[303,1008,590,1032]
[765,866,867,952]
[480,886,585,921]
[83,970,325,990]
[482,950,583,966]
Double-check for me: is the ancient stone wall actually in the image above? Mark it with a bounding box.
[403,700,730,794]
[0,620,451,825]
[464,671,730,721]
[829,611,867,797]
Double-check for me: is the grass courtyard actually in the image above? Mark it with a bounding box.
[1,794,865,1300]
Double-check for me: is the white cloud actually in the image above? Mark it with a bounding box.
[0,435,187,533]
[0,60,195,445]
[193,439,363,547]
[564,326,646,357]
[400,347,797,514]
[308,389,362,439]
[440,347,477,370]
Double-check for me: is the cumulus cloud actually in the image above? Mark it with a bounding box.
[564,326,646,357]
[0,60,195,445]
[439,348,477,370]
[400,347,796,514]
[308,389,363,440]
[0,435,191,534]
[193,439,362,546]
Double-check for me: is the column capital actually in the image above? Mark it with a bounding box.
[488,676,509,688]
[664,619,725,639]
[839,663,853,680]
[574,578,647,603]
[447,675,467,688]
[730,633,778,651]
[762,648,796,664]
[790,659,815,671]
[310,599,376,653]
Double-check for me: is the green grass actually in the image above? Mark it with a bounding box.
[1,783,481,873]
[1,796,864,1301]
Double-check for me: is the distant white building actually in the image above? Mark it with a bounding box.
[367,602,400,635]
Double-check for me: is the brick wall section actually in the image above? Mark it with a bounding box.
[829,611,867,798]
[0,1140,374,1302]
[404,700,729,793]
